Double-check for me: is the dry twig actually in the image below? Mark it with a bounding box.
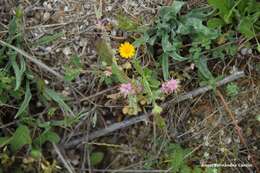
[64,71,245,148]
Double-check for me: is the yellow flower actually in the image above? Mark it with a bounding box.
[118,42,135,59]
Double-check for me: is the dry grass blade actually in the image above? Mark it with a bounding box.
[52,143,76,173]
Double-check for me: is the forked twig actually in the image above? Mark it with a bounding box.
[64,71,245,148]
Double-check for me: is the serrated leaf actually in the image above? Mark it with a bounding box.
[96,39,113,65]
[90,152,104,166]
[15,81,32,118]
[10,125,31,152]
[168,144,185,173]
[34,130,60,147]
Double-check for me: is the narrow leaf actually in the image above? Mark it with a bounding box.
[34,130,60,147]
[9,50,26,91]
[162,53,169,80]
[15,81,32,118]
[44,88,74,116]
[36,32,64,46]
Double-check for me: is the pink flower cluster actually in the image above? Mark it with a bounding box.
[119,83,134,97]
[161,79,179,94]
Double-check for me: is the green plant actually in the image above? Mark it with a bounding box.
[165,143,220,173]
[0,7,76,170]
[134,1,220,86]
[64,55,82,81]
[208,0,260,38]
[226,83,239,97]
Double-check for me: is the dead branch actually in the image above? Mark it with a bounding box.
[64,71,245,148]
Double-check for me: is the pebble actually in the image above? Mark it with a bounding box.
[63,47,71,55]
[240,47,252,55]
[43,12,51,21]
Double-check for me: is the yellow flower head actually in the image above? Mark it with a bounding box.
[118,42,135,59]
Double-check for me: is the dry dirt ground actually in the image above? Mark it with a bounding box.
[0,0,259,173]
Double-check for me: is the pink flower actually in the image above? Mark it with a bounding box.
[161,79,179,94]
[119,83,134,97]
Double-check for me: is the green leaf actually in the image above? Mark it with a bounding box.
[0,137,12,147]
[111,61,129,83]
[162,34,172,52]
[90,152,104,166]
[195,56,214,81]
[44,88,74,116]
[159,1,186,20]
[34,130,60,147]
[162,53,169,80]
[35,32,64,46]
[208,0,233,21]
[256,114,260,122]
[257,44,260,53]
[10,125,31,152]
[116,13,138,31]
[15,81,32,118]
[154,113,166,129]
[30,148,42,159]
[205,168,219,173]
[238,17,254,38]
[64,68,81,81]
[193,166,203,173]
[168,51,187,61]
[168,144,185,173]
[96,39,114,65]
[9,50,26,91]
[180,165,192,173]
[207,18,225,29]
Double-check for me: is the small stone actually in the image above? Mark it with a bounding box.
[64,6,69,12]
[240,47,252,55]
[224,137,232,144]
[63,47,71,55]
[43,12,51,21]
